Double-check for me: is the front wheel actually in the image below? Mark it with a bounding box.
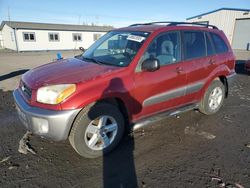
[199,80,225,115]
[69,102,125,158]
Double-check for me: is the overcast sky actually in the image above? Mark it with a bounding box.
[0,0,249,27]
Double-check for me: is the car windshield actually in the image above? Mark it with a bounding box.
[82,31,150,67]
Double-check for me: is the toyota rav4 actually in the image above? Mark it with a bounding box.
[13,22,236,158]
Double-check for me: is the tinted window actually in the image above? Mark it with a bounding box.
[205,33,215,56]
[141,32,181,66]
[210,33,228,54]
[184,31,206,59]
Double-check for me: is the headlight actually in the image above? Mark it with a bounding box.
[37,84,76,104]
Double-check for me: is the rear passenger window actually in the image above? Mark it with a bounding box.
[210,33,228,54]
[205,33,215,56]
[183,31,206,60]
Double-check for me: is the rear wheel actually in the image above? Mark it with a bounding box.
[199,80,225,115]
[69,102,125,158]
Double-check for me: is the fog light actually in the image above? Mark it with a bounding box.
[33,117,49,134]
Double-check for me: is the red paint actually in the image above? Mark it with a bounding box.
[245,60,250,73]
[19,25,235,123]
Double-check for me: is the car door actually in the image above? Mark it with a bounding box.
[132,31,188,120]
[181,31,211,104]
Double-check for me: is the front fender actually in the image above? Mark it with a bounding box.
[60,76,137,122]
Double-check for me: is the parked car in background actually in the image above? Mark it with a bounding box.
[13,22,236,158]
[245,59,250,74]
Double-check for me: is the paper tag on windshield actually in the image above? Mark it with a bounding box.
[127,35,145,42]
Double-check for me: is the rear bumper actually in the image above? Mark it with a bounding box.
[13,89,81,141]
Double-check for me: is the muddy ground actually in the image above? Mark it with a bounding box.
[0,55,250,187]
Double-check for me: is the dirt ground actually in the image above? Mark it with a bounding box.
[0,50,250,188]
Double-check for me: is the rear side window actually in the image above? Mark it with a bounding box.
[183,31,206,60]
[210,33,228,54]
[205,33,215,56]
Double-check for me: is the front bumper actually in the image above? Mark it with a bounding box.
[13,89,81,141]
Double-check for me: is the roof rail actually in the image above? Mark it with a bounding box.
[129,21,218,29]
[129,21,173,27]
[129,23,147,27]
[168,22,218,29]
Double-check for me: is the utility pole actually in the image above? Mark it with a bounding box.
[7,7,19,53]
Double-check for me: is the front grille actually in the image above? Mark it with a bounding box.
[20,81,32,100]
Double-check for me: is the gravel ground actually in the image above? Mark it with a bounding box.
[0,51,250,187]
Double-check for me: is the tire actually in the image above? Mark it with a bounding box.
[69,102,125,158]
[199,80,225,115]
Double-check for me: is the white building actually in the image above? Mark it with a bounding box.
[187,8,250,50]
[0,21,113,52]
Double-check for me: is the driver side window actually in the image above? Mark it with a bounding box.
[140,32,181,67]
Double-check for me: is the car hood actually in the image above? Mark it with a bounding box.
[22,58,122,89]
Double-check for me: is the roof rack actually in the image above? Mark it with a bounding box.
[129,21,218,29]
[168,22,218,29]
[129,21,173,27]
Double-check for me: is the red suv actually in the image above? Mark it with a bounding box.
[13,22,236,158]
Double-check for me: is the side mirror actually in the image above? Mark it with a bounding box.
[141,58,160,72]
[79,47,85,52]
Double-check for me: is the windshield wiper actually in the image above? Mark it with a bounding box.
[82,56,123,67]
[82,56,104,65]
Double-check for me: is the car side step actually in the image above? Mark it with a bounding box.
[132,103,199,131]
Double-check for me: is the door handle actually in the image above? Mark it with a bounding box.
[176,67,183,74]
[209,59,216,65]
